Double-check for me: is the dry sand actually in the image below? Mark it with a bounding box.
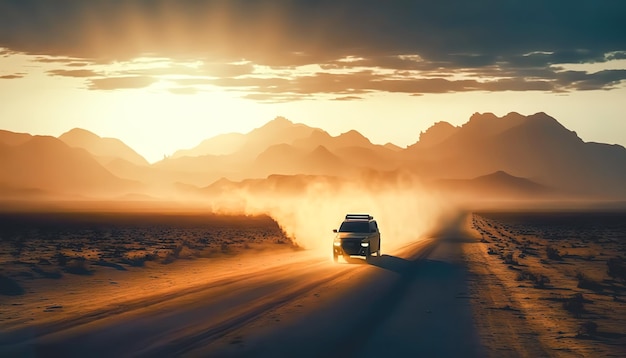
[467,211,626,357]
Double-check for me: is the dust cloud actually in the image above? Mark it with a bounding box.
[207,175,457,253]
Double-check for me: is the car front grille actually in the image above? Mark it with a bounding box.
[341,239,364,255]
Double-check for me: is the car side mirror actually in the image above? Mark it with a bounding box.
[333,229,338,233]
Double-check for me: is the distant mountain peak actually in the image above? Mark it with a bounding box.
[59,128,148,166]
[521,112,578,139]
[459,111,528,139]
[476,170,517,180]
[273,116,292,124]
[260,116,294,130]
[469,112,498,122]
[527,111,559,124]
[383,142,403,151]
[60,127,100,141]
[310,144,333,155]
[416,121,458,148]
[337,129,371,144]
[502,112,525,121]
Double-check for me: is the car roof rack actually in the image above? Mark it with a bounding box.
[345,214,373,220]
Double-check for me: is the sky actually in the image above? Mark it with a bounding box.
[1,0,625,163]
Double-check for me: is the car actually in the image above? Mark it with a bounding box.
[332,214,381,262]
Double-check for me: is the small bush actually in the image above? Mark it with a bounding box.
[502,252,519,265]
[563,293,585,317]
[125,252,158,266]
[546,246,562,260]
[0,274,25,296]
[64,258,92,275]
[221,242,232,254]
[577,321,598,337]
[516,270,550,288]
[55,252,68,267]
[576,271,603,291]
[607,257,626,282]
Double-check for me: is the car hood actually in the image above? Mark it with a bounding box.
[336,232,369,240]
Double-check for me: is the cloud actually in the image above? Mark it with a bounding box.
[0,0,624,97]
[87,76,157,90]
[558,69,626,91]
[332,96,363,101]
[48,69,100,78]
[0,73,25,79]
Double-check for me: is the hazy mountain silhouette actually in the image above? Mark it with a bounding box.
[0,135,139,197]
[405,112,626,197]
[434,170,554,198]
[2,111,625,201]
[203,174,343,196]
[293,128,379,151]
[409,121,459,149]
[0,130,32,147]
[154,117,319,177]
[166,117,317,163]
[59,128,148,166]
[172,132,246,158]
[383,143,403,151]
[251,144,350,177]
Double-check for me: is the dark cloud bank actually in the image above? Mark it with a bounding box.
[1,0,625,98]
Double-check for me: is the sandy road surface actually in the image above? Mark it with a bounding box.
[1,217,484,358]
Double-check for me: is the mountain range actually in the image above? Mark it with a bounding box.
[1,112,625,202]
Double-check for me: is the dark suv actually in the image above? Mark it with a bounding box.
[333,214,381,262]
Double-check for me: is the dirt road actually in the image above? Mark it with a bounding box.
[1,218,484,358]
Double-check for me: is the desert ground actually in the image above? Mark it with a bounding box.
[1,208,625,357]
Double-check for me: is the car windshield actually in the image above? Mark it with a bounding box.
[338,221,370,233]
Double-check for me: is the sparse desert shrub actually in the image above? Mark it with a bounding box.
[546,246,562,260]
[221,242,232,254]
[54,252,68,267]
[577,321,598,337]
[607,256,626,282]
[487,247,498,255]
[563,293,586,318]
[516,270,550,288]
[162,251,181,264]
[576,271,603,291]
[583,254,595,261]
[502,252,519,265]
[0,274,25,296]
[64,257,92,275]
[125,252,158,266]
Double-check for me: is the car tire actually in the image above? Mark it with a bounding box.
[333,252,338,262]
[365,247,371,261]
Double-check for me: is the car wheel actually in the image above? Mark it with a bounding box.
[377,242,381,256]
[333,252,338,262]
[365,247,371,261]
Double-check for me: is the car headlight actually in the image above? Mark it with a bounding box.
[333,238,342,246]
[361,241,369,247]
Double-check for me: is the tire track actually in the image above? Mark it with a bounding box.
[0,256,326,348]
[136,266,356,357]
